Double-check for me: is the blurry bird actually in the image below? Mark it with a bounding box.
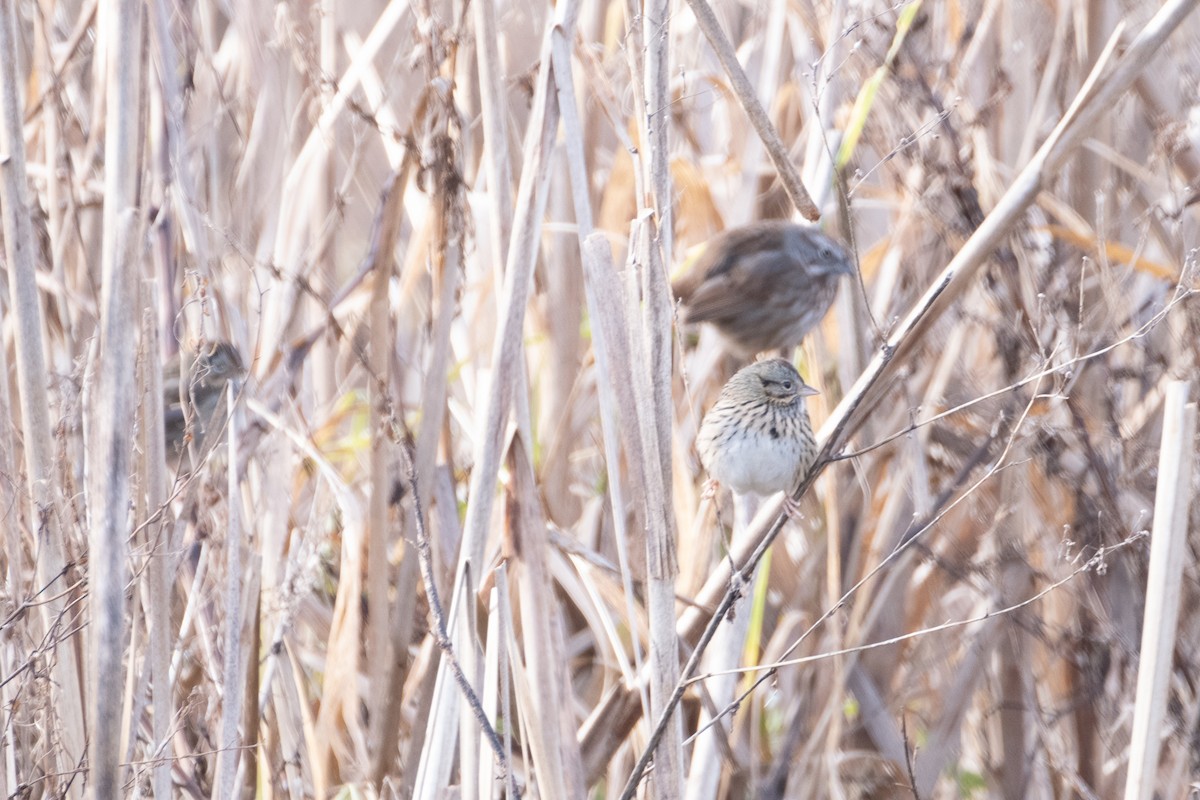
[163,340,245,462]
[672,221,855,357]
[696,358,818,512]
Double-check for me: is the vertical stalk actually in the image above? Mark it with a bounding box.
[639,0,683,795]
[88,0,144,795]
[213,385,245,799]
[140,305,173,799]
[1124,382,1196,800]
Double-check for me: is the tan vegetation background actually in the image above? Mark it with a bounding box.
[1,0,1199,798]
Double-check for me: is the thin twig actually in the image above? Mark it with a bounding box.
[833,286,1193,460]
[902,716,921,800]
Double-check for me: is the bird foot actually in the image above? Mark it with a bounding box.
[782,494,804,521]
[701,479,720,503]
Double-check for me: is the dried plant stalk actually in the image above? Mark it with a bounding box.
[1124,382,1196,800]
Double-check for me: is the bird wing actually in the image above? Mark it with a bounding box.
[676,245,810,324]
[686,223,789,281]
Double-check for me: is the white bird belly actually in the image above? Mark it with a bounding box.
[704,428,804,497]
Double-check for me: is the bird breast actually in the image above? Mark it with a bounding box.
[697,404,814,497]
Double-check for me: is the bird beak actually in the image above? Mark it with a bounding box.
[816,258,855,277]
[799,384,820,397]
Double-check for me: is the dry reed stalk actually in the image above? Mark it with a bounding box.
[472,0,514,284]
[456,558,483,800]
[1124,382,1196,800]
[213,384,245,799]
[376,183,426,782]
[622,221,682,800]
[238,567,262,798]
[363,165,411,785]
[476,580,503,800]
[551,26,654,729]
[682,500,756,800]
[88,0,143,786]
[995,473,1035,798]
[632,0,685,794]
[139,303,173,800]
[409,446,517,798]
[0,326,18,800]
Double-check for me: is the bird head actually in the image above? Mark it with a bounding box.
[751,358,820,403]
[807,230,856,277]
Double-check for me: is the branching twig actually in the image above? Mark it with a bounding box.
[691,530,1143,685]
[833,287,1194,461]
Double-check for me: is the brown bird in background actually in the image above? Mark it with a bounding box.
[672,221,855,358]
[696,358,818,509]
[163,340,245,461]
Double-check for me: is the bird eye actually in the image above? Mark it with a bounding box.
[819,247,835,260]
[782,380,794,390]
